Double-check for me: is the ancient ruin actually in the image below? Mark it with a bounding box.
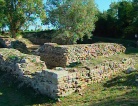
[37,43,126,68]
[0,43,135,99]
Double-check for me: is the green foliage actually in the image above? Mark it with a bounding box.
[7,55,18,60]
[94,0,138,39]
[0,0,46,38]
[46,0,98,44]
[0,0,6,31]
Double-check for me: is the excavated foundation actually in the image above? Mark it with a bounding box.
[0,43,135,99]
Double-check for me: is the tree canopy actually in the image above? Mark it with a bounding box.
[45,0,98,44]
[0,0,46,38]
[1,0,137,43]
[94,0,138,39]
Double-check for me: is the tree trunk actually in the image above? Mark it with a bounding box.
[10,22,18,38]
[10,29,16,38]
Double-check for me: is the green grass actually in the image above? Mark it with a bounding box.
[125,47,138,54]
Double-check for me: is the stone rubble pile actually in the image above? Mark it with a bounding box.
[37,43,126,68]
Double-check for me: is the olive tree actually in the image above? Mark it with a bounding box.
[0,0,46,38]
[46,0,98,44]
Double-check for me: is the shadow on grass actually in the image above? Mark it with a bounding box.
[103,72,138,88]
[90,71,138,106]
[90,90,138,106]
[125,47,138,54]
[0,71,56,106]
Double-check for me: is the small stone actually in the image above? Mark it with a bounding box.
[79,93,83,96]
[57,98,61,102]
[55,67,64,71]
[84,66,90,70]
[23,71,31,75]
[0,54,3,58]
[75,81,78,84]
[125,67,136,74]
[75,88,80,92]
[20,59,27,63]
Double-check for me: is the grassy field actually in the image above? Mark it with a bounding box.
[0,39,138,106]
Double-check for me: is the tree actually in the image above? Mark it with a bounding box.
[94,2,119,38]
[0,0,46,38]
[132,0,138,34]
[94,0,138,39]
[0,0,6,32]
[45,0,98,44]
[94,11,108,36]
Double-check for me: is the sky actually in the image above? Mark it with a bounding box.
[95,0,119,11]
[29,0,119,30]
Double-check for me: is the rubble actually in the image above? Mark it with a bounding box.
[37,43,126,68]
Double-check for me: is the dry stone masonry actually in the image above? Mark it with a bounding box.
[0,43,135,99]
[37,43,126,68]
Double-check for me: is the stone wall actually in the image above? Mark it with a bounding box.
[0,48,134,99]
[37,43,126,68]
[50,58,134,97]
[22,30,55,45]
[28,38,50,45]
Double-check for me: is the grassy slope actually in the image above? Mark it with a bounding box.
[0,39,138,106]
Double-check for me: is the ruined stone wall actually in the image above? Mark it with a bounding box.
[38,43,126,68]
[50,58,134,97]
[0,48,134,99]
[0,49,67,98]
[28,38,50,45]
